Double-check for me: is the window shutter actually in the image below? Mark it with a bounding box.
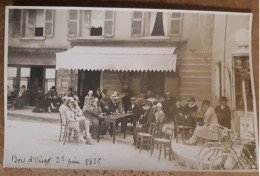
[132,11,144,37]
[12,9,22,37]
[45,9,54,37]
[68,10,81,37]
[104,11,115,37]
[169,13,182,36]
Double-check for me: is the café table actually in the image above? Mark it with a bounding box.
[85,109,134,144]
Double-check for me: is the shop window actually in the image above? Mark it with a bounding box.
[12,9,54,38]
[132,11,144,36]
[169,13,182,36]
[233,56,253,112]
[7,67,18,91]
[20,67,30,89]
[45,68,56,93]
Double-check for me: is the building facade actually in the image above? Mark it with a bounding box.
[7,8,254,135]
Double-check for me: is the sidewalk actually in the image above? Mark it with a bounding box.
[7,108,203,170]
[7,107,60,123]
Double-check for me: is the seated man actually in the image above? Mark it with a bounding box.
[214,96,231,129]
[133,101,155,145]
[46,86,58,112]
[129,97,144,130]
[107,94,119,114]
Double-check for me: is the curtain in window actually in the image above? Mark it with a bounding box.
[149,12,157,35]
[91,10,105,28]
[162,12,170,36]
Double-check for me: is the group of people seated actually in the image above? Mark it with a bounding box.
[8,85,28,110]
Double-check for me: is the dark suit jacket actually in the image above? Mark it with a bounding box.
[107,100,119,114]
[121,95,131,112]
[131,103,144,120]
[141,108,155,129]
[214,105,231,129]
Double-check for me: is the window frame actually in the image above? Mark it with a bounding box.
[131,11,145,37]
[103,11,115,37]
[169,12,183,37]
[44,9,55,37]
[68,10,81,37]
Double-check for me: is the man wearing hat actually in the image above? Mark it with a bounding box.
[129,97,145,130]
[107,93,119,114]
[214,96,231,129]
[133,101,155,145]
[46,86,58,112]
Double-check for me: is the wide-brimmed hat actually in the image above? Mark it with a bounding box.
[51,86,56,90]
[130,97,136,101]
[188,97,196,102]
[157,103,163,108]
[219,96,228,101]
[88,90,93,94]
[21,85,26,88]
[61,91,66,95]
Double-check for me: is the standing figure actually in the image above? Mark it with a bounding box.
[46,86,58,112]
[33,87,46,112]
[214,96,231,129]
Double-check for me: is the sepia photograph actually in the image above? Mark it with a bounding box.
[3,6,258,171]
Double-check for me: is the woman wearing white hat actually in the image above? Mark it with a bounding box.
[83,90,95,112]
[155,102,165,137]
[65,97,95,144]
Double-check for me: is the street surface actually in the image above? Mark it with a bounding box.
[4,118,183,171]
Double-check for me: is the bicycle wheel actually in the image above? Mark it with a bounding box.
[210,153,247,170]
[197,142,220,169]
[199,147,225,170]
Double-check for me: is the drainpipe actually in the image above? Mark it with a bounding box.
[223,15,228,96]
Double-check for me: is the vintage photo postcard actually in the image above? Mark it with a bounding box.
[3,6,258,171]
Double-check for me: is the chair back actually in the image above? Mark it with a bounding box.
[164,127,174,142]
[148,122,157,136]
[59,110,67,126]
[66,121,80,130]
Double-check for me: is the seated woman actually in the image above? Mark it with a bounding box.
[14,85,27,109]
[154,103,165,137]
[183,97,198,130]
[65,97,95,144]
[185,100,219,145]
[82,90,95,112]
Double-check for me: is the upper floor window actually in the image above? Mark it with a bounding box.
[169,13,182,36]
[131,11,182,38]
[131,11,144,37]
[11,9,54,38]
[68,10,115,38]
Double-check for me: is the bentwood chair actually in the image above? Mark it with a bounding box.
[175,114,193,143]
[59,111,67,141]
[135,122,157,153]
[151,127,174,161]
[63,121,80,145]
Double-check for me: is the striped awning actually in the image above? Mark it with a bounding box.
[56,46,177,72]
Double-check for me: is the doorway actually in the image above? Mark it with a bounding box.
[78,70,100,108]
[146,72,165,95]
[30,67,44,106]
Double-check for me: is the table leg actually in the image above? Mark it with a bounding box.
[97,119,101,143]
[113,122,115,144]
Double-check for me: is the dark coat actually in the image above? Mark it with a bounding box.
[107,100,119,114]
[131,103,144,120]
[140,108,155,129]
[183,104,198,128]
[121,95,131,112]
[214,105,231,129]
